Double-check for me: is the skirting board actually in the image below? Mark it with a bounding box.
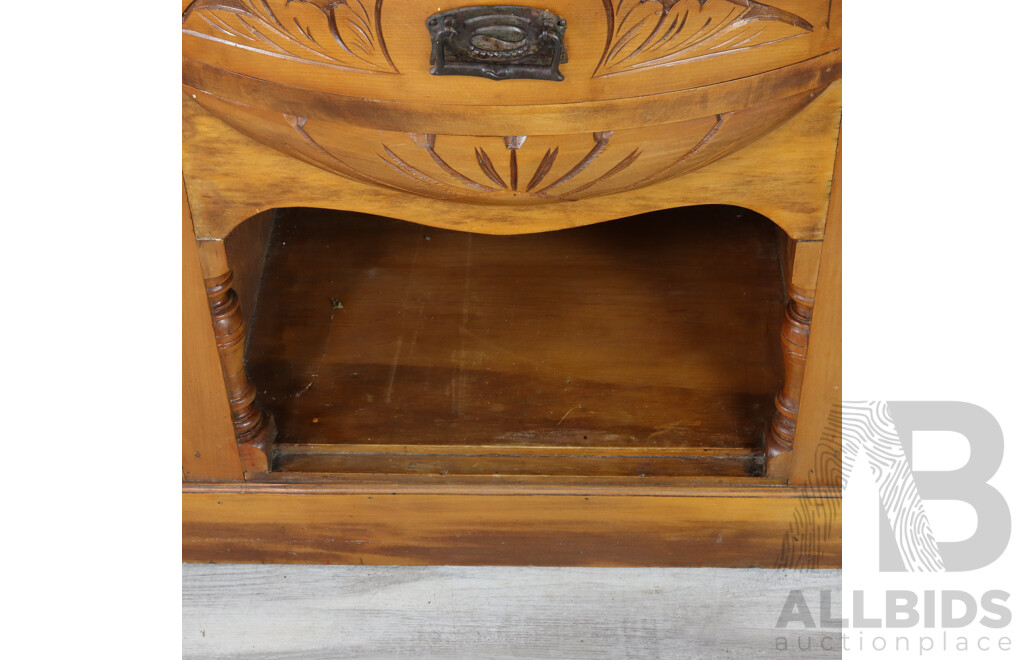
[183,484,841,567]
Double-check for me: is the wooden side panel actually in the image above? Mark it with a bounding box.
[789,133,841,486]
[183,488,841,567]
[183,183,244,481]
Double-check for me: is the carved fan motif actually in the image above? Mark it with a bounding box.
[182,0,397,74]
[594,0,814,77]
[186,82,823,206]
[280,120,738,202]
[382,132,642,201]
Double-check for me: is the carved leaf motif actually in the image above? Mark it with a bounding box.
[525,148,559,192]
[475,148,508,189]
[594,0,813,77]
[182,0,396,74]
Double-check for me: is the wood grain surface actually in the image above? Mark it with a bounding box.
[182,485,841,566]
[183,182,244,481]
[789,133,841,486]
[182,50,839,136]
[223,210,275,343]
[182,0,840,105]
[186,81,825,206]
[766,252,815,470]
[204,270,275,472]
[190,81,823,205]
[182,0,839,207]
[183,564,842,659]
[181,0,842,566]
[182,79,841,240]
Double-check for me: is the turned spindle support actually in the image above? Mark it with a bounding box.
[205,270,275,472]
[767,289,813,454]
[766,236,821,479]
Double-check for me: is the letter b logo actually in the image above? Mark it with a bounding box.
[843,401,1010,572]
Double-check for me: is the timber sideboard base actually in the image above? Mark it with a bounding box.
[183,485,841,567]
[182,1,842,566]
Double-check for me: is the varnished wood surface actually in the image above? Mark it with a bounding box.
[766,274,814,468]
[183,50,839,136]
[789,133,841,486]
[185,480,799,497]
[183,183,243,481]
[182,0,838,206]
[204,270,276,473]
[180,0,842,564]
[244,206,785,478]
[194,211,273,345]
[768,237,822,472]
[182,80,840,240]
[274,447,763,478]
[224,210,274,343]
[187,80,824,206]
[182,0,840,106]
[182,487,841,566]
[183,564,841,659]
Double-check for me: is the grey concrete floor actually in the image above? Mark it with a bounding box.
[183,564,841,659]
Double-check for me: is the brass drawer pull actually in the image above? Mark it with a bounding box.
[427,5,568,81]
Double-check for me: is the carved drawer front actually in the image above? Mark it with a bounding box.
[182,0,840,204]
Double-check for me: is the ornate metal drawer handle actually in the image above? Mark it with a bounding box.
[427,6,568,81]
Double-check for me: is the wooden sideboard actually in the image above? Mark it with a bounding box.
[183,0,841,566]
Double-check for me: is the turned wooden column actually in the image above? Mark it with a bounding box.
[767,287,813,456]
[205,270,275,472]
[766,237,821,478]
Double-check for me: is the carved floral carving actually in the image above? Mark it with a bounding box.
[183,1,819,79]
[182,0,397,74]
[594,0,814,77]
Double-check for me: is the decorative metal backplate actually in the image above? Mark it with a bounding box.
[427,6,568,81]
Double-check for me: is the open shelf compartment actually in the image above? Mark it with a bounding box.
[243,206,786,483]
